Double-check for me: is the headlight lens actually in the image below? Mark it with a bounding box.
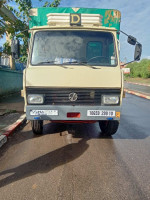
[27,94,44,104]
[102,95,119,105]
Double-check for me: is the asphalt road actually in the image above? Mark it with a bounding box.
[0,94,150,200]
[124,82,150,95]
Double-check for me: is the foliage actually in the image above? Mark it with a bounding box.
[0,0,7,7]
[125,59,150,79]
[3,41,11,55]
[0,0,61,63]
[39,0,61,7]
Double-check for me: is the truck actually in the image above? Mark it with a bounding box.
[12,7,142,136]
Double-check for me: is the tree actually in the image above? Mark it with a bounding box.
[0,1,18,37]
[0,0,61,63]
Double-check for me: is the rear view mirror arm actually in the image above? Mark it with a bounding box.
[118,30,142,64]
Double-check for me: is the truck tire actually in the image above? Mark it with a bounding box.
[99,120,119,136]
[31,120,43,135]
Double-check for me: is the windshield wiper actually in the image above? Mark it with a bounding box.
[62,61,101,69]
[36,60,101,69]
[35,61,70,69]
[36,61,56,65]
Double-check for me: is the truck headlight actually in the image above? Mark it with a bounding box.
[27,94,44,104]
[102,95,119,105]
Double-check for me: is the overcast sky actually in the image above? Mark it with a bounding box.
[0,0,149,62]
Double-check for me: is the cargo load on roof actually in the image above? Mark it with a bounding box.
[29,7,121,31]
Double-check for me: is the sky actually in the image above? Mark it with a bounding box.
[0,0,149,62]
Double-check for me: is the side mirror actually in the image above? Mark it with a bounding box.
[134,43,142,61]
[127,35,137,45]
[11,39,20,59]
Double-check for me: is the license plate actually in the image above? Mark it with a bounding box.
[30,110,58,116]
[87,110,115,117]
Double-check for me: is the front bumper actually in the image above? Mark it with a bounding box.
[26,105,121,121]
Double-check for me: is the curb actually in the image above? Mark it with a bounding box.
[0,114,26,149]
[125,81,150,87]
[124,89,150,100]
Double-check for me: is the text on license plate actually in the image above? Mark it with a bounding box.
[87,110,115,117]
[30,110,58,116]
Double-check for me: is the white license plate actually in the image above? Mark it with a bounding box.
[87,110,115,117]
[30,110,58,116]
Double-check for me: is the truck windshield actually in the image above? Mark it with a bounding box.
[31,30,117,66]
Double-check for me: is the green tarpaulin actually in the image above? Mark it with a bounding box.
[29,7,121,31]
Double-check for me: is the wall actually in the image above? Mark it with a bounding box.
[0,68,23,96]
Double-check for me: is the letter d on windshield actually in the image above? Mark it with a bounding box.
[70,14,81,26]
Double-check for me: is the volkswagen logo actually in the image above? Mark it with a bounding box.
[69,93,78,102]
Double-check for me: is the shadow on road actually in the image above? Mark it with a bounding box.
[0,122,111,188]
[0,137,89,188]
[1,120,148,158]
[0,122,149,199]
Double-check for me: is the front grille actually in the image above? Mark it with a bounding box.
[26,88,120,105]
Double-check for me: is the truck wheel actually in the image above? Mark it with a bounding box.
[31,120,43,135]
[99,120,119,136]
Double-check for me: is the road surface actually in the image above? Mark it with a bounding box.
[0,94,150,200]
[124,82,150,95]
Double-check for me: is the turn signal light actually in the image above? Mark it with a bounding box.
[116,112,120,118]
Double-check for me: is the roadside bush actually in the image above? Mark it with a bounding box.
[125,59,150,78]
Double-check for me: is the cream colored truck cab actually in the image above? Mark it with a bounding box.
[21,8,141,136]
